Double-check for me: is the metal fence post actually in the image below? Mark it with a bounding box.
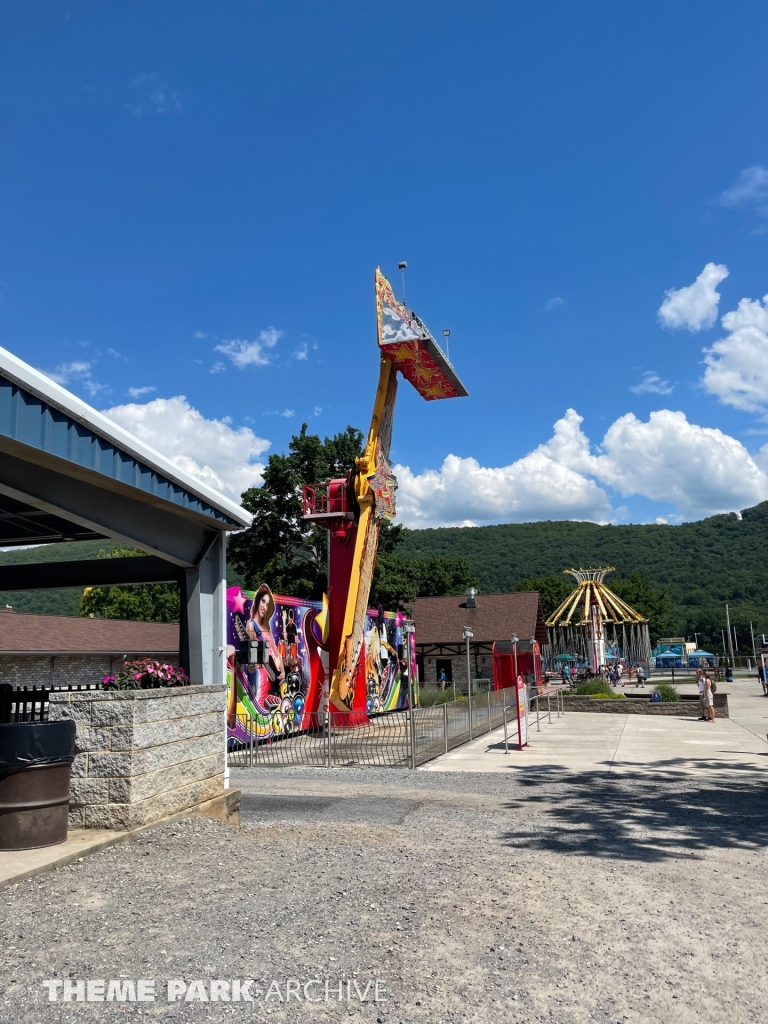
[443,701,449,754]
[536,693,540,732]
[326,710,332,768]
[503,706,509,754]
[487,689,492,733]
[547,692,552,724]
[249,714,254,767]
[409,701,416,770]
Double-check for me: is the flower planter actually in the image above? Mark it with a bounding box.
[0,720,77,850]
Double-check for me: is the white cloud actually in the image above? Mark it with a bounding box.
[718,165,768,214]
[44,361,110,398]
[293,342,309,361]
[629,371,674,395]
[701,294,768,411]
[210,361,226,374]
[584,410,768,519]
[193,331,207,339]
[658,263,729,332]
[281,409,294,418]
[126,73,181,118]
[394,407,768,528]
[313,406,322,416]
[127,385,156,399]
[102,395,270,501]
[544,296,564,310]
[214,328,283,369]
[394,419,613,528]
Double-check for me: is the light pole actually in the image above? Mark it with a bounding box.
[442,328,451,361]
[463,627,474,736]
[725,603,736,668]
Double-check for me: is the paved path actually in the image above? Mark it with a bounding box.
[422,675,768,776]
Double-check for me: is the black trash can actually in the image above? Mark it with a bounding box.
[0,720,77,850]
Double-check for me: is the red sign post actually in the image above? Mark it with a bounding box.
[516,674,529,749]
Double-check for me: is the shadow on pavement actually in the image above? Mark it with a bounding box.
[500,759,768,861]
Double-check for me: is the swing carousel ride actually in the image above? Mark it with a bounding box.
[545,567,651,675]
[303,268,468,712]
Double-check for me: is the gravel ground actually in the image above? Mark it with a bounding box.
[2,763,768,1024]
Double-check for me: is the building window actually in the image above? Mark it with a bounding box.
[435,659,453,684]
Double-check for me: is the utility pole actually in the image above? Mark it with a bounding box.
[725,603,736,667]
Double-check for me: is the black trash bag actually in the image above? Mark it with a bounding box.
[0,721,77,772]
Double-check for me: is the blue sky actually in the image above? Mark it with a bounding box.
[2,1,767,528]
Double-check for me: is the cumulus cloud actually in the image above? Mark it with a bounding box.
[586,410,768,519]
[44,361,109,398]
[658,263,729,332]
[103,396,270,501]
[718,165,768,215]
[701,294,768,411]
[394,408,768,528]
[214,328,283,369]
[629,371,674,395]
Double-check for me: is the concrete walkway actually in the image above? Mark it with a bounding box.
[422,675,768,776]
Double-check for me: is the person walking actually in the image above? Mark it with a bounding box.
[758,662,766,696]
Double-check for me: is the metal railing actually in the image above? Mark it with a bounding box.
[0,682,103,724]
[503,686,563,753]
[228,688,520,770]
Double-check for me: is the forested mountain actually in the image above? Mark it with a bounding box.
[2,502,766,653]
[400,502,768,651]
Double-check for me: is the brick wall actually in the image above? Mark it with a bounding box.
[49,684,225,830]
[421,655,493,688]
[0,653,179,688]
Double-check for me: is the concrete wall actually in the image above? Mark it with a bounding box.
[48,684,225,830]
[0,653,179,688]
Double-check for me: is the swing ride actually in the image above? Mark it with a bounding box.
[545,567,651,675]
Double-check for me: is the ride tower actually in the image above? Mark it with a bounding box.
[302,269,468,713]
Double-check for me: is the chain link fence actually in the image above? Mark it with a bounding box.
[228,687,520,770]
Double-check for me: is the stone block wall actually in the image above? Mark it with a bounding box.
[49,684,225,830]
[560,694,729,718]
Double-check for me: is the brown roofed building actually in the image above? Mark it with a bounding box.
[0,610,179,688]
[411,590,546,690]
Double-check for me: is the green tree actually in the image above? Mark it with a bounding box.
[513,574,574,620]
[79,547,180,622]
[370,523,478,610]
[228,423,365,599]
[230,426,479,608]
[610,571,669,643]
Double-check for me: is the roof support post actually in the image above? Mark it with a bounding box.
[180,531,227,689]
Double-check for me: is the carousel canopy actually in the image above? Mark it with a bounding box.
[545,567,649,628]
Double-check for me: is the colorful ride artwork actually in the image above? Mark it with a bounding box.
[225,585,415,747]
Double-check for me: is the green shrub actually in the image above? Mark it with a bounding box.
[590,692,627,700]
[653,683,679,702]
[575,677,613,696]
[417,689,466,707]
